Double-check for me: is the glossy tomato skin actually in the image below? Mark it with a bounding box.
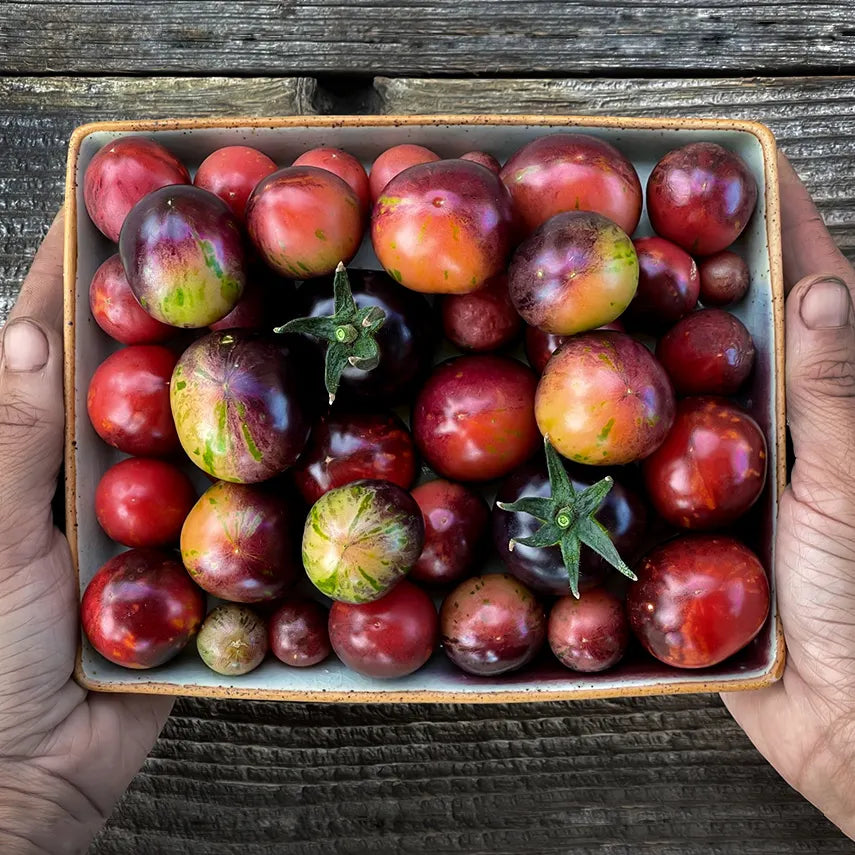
[440,272,522,352]
[656,308,755,395]
[208,277,267,332]
[500,133,642,237]
[643,397,767,530]
[372,159,515,295]
[548,589,629,672]
[81,548,205,669]
[509,211,638,335]
[623,236,699,331]
[524,320,624,376]
[368,144,440,202]
[535,332,675,465]
[95,458,196,548]
[292,410,417,505]
[410,479,490,585]
[460,151,501,174]
[246,166,363,278]
[196,604,269,676]
[194,145,278,221]
[492,459,647,596]
[294,147,371,216]
[87,345,179,456]
[84,136,190,241]
[89,254,173,345]
[627,534,770,668]
[698,251,750,306]
[329,580,438,678]
[440,574,546,676]
[269,598,331,667]
[647,142,758,256]
[413,354,540,482]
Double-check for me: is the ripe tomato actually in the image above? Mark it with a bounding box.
[440,272,522,352]
[524,320,624,375]
[194,145,277,221]
[269,598,331,667]
[368,144,440,202]
[627,535,770,668]
[294,147,371,216]
[698,251,750,306]
[460,151,501,174]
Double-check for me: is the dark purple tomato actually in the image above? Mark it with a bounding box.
[548,589,629,672]
[196,604,269,675]
[293,147,371,217]
[269,598,331,667]
[656,308,755,395]
[368,144,440,203]
[410,479,490,585]
[291,410,417,504]
[698,251,751,306]
[492,459,647,596]
[623,236,699,331]
[460,151,501,174]
[194,145,278,221]
[440,272,522,352]
[647,142,758,256]
[524,320,624,376]
[440,574,546,676]
[329,580,438,678]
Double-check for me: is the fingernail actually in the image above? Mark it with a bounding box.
[3,319,49,372]
[800,277,852,330]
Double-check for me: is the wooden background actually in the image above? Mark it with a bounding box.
[3,2,855,852]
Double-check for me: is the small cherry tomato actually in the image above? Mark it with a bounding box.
[197,604,268,676]
[698,251,751,306]
[269,598,331,667]
[440,272,522,352]
[460,151,501,173]
[194,145,278,221]
[294,147,371,216]
[368,144,440,202]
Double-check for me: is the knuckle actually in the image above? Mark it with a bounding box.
[791,353,855,401]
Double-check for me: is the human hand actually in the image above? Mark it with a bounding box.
[0,211,173,854]
[723,152,855,839]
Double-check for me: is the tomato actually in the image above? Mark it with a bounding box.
[440,272,522,352]
[548,589,629,672]
[412,354,540,482]
[194,145,278,221]
[87,345,179,456]
[81,548,205,669]
[643,397,767,530]
[535,331,675,465]
[196,605,268,676]
[656,308,755,395]
[627,534,770,668]
[460,151,501,174]
[293,147,371,216]
[95,457,196,548]
[368,144,440,202]
[647,142,758,256]
[269,598,331,667]
[329,580,438,678]
[524,320,624,376]
[208,277,267,332]
[698,251,750,306]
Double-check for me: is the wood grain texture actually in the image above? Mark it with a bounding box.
[2,1,855,76]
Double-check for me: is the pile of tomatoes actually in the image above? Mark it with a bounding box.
[80,131,770,682]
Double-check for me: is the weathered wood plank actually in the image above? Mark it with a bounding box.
[1,1,854,76]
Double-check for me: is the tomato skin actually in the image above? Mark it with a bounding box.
[293,147,371,216]
[194,145,278,221]
[413,355,540,482]
[524,320,624,375]
[197,604,269,676]
[642,397,767,530]
[368,144,440,202]
[329,580,438,678]
[95,457,196,547]
[460,151,501,174]
[627,534,770,668]
[440,272,522,352]
[269,598,331,667]
[698,251,750,306]
[87,345,179,456]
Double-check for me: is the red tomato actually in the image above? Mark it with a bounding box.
[87,345,179,456]
[269,598,331,667]
[95,457,196,547]
[698,251,750,306]
[368,144,440,202]
[643,397,767,530]
[524,321,624,376]
[194,145,277,221]
[627,535,770,668]
[460,151,501,174]
[440,272,522,352]
[293,147,371,216]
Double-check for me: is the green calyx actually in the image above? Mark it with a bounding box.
[497,436,637,599]
[275,262,386,405]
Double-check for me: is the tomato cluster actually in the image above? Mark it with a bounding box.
[80,134,770,682]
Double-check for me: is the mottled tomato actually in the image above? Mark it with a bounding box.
[81,548,205,669]
[508,211,638,335]
[119,185,246,328]
[500,133,642,237]
[627,535,770,668]
[440,574,546,676]
[372,159,515,294]
[302,479,424,603]
[246,166,363,278]
[83,136,190,242]
[643,397,767,530]
[329,580,438,678]
[269,598,331,667]
[460,151,501,174]
[412,355,540,482]
[623,236,699,331]
[89,254,173,344]
[548,589,629,673]
[535,332,675,465]
[194,145,278,221]
[292,410,416,505]
[368,144,440,202]
[95,458,196,548]
[656,308,755,395]
[196,605,269,676]
[87,345,179,456]
[294,147,371,216]
[698,251,750,306]
[440,272,522,352]
[647,142,758,256]
[410,479,490,585]
[524,320,624,376]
